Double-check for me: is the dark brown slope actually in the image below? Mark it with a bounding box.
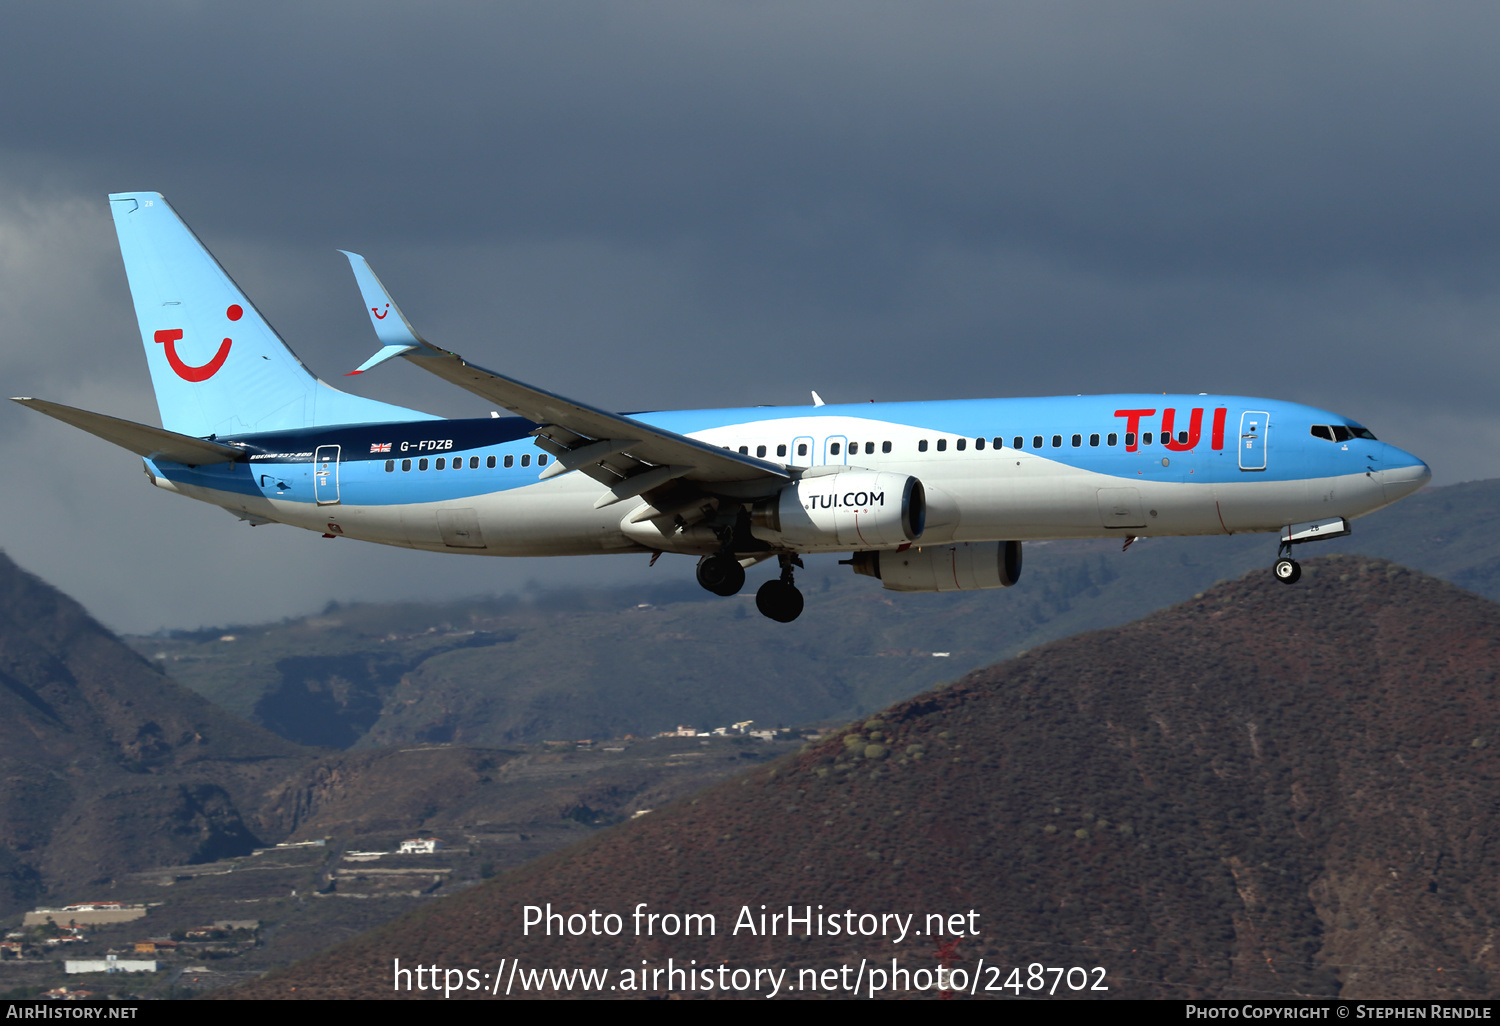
[233,556,1500,1000]
[0,550,311,911]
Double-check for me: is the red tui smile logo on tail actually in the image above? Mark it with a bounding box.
[154,304,240,381]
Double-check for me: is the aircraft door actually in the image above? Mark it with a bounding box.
[1238,412,1268,471]
[790,436,814,468]
[314,445,341,504]
[824,435,848,466]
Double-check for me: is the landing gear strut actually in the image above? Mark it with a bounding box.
[756,554,805,622]
[1273,537,1302,585]
[696,553,745,596]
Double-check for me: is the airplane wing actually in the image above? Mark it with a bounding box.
[339,252,790,512]
[11,397,243,465]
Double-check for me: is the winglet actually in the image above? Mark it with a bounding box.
[811,390,826,407]
[340,250,444,373]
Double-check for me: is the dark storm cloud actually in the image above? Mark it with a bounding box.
[2,2,1498,630]
[7,2,1500,271]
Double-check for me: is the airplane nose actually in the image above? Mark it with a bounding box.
[1379,455,1431,502]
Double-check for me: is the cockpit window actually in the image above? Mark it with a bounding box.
[1311,424,1374,442]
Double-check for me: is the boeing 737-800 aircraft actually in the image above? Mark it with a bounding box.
[14,193,1431,622]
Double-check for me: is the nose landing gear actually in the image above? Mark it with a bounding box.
[1271,516,1350,584]
[756,554,805,622]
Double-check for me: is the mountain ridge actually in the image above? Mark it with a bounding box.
[225,555,1500,1000]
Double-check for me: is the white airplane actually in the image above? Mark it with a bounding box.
[14,193,1431,622]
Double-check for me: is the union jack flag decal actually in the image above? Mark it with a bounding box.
[370,442,392,453]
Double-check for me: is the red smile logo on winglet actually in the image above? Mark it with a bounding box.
[372,304,389,320]
[154,304,240,381]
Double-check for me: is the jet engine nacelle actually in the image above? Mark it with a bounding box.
[751,471,925,551]
[848,540,1022,592]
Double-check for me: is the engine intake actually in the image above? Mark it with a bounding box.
[751,472,924,552]
[848,540,1022,592]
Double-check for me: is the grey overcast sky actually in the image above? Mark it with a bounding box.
[3,2,1499,632]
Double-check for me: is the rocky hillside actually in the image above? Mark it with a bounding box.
[231,556,1500,1000]
[0,551,311,913]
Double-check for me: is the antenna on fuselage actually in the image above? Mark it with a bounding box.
[811,391,826,407]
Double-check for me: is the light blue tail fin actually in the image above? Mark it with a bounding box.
[108,192,437,438]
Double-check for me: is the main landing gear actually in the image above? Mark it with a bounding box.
[1273,556,1301,585]
[756,554,805,623]
[696,552,805,621]
[695,553,746,596]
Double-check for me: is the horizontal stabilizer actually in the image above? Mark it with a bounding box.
[11,398,243,465]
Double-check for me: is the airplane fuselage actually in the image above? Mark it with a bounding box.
[143,393,1430,558]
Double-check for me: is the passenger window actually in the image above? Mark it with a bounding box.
[486,455,496,469]
[993,437,1003,449]
[865,442,874,455]
[436,457,446,470]
[1051,435,1062,448]
[777,444,787,457]
[1125,433,1135,447]
[1071,434,1081,447]
[384,459,394,472]
[1311,425,1333,441]
[936,439,947,452]
[882,441,891,453]
[504,455,514,468]
[1143,433,1153,445]
[401,459,411,472]
[419,458,429,471]
[521,454,531,467]
[1014,437,1023,450]
[1177,431,1187,444]
[918,440,929,452]
[955,438,965,451]
[1090,433,1100,447]
[797,443,808,456]
[974,437,985,450]
[1332,426,1352,442]
[830,442,841,455]
[738,445,749,455]
[471,456,480,469]
[756,445,767,458]
[1108,433,1118,446]
[1032,435,1042,449]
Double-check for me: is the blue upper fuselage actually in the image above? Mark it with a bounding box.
[147,393,1429,506]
